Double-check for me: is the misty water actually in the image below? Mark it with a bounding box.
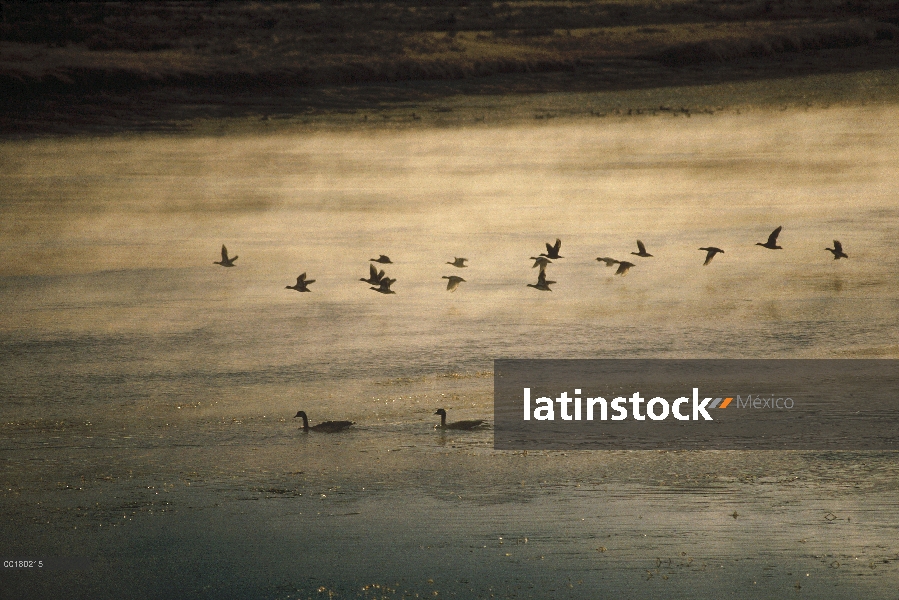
[2,104,898,598]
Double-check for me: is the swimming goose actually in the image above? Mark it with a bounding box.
[370,255,393,264]
[442,275,466,292]
[756,226,783,250]
[286,273,315,292]
[360,264,385,285]
[294,411,353,433]
[596,257,619,267]
[434,408,486,430]
[699,247,724,265]
[539,238,563,259]
[371,277,397,294]
[825,240,848,259]
[631,240,653,257]
[527,270,555,291]
[614,261,635,276]
[446,257,468,268]
[214,245,238,267]
[530,256,552,271]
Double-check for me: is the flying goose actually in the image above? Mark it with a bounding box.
[446,257,468,268]
[442,275,466,292]
[371,277,397,294]
[631,240,653,257]
[370,255,393,264]
[214,245,238,267]
[527,270,555,291]
[825,240,848,259]
[294,411,353,433]
[434,408,486,430]
[614,261,635,276]
[756,226,783,250]
[699,247,724,265]
[286,273,315,292]
[539,238,563,259]
[530,256,552,271]
[360,264,385,285]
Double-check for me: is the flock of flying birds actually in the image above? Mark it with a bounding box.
[215,225,849,295]
[218,225,849,432]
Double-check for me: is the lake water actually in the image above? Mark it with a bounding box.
[1,104,898,598]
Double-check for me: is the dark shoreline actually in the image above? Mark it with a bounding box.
[3,0,899,136]
[4,43,899,138]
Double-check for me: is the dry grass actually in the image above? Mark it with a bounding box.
[2,1,899,133]
[2,1,899,89]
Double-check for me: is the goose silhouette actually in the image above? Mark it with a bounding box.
[530,256,552,271]
[371,277,397,294]
[442,275,466,292]
[294,411,353,433]
[527,270,555,291]
[631,240,653,257]
[614,261,635,275]
[214,245,237,267]
[286,273,314,292]
[825,240,848,259]
[360,264,385,285]
[370,255,393,264]
[434,408,486,430]
[539,238,563,259]
[699,247,724,265]
[446,257,468,268]
[756,226,783,250]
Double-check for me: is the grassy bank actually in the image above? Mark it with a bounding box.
[2,1,899,134]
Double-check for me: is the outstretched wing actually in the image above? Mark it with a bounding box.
[221,245,229,261]
[553,238,562,253]
[368,264,378,280]
[297,272,307,282]
[833,240,842,253]
[767,226,782,246]
[636,240,646,254]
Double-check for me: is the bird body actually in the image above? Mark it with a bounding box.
[214,245,237,267]
[294,411,353,433]
[699,247,724,265]
[434,408,486,430]
[539,238,563,259]
[360,264,385,285]
[442,275,466,292]
[756,226,783,250]
[447,257,468,268]
[530,256,552,271]
[615,261,635,275]
[527,270,554,291]
[632,240,653,257]
[286,273,314,292]
[370,255,393,264]
[371,277,397,294]
[825,240,848,259]
[596,257,619,267]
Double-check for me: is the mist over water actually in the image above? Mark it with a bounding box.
[2,106,898,422]
[2,105,898,598]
